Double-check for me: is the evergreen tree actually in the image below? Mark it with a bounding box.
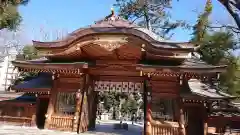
[114,0,186,38]
[0,0,29,30]
[192,0,240,95]
[22,45,39,60]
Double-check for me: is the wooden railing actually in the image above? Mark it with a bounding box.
[208,127,240,135]
[151,122,179,135]
[0,116,33,126]
[147,111,180,135]
[49,115,74,131]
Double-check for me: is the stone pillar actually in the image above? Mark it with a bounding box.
[44,73,58,129]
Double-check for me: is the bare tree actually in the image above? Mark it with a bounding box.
[32,27,69,42]
[0,28,25,53]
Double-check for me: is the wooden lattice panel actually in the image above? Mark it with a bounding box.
[94,81,143,93]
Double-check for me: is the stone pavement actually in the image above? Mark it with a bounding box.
[0,121,143,135]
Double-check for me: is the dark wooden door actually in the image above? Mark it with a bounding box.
[36,97,49,129]
[186,107,204,135]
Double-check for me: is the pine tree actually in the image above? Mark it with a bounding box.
[114,0,186,38]
[191,0,240,95]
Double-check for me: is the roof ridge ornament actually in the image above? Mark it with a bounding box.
[104,7,118,21]
[111,7,115,16]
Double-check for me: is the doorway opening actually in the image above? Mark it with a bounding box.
[36,97,49,129]
[93,80,144,134]
[186,107,204,135]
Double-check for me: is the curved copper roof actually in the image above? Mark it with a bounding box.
[33,14,195,51]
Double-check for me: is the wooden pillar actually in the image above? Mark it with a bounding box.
[77,74,89,133]
[144,79,152,135]
[87,77,95,130]
[204,121,208,135]
[204,103,208,135]
[178,98,186,135]
[44,73,58,129]
[31,114,36,127]
[73,75,85,132]
[91,91,98,129]
[177,74,186,135]
[88,90,98,130]
[73,90,83,131]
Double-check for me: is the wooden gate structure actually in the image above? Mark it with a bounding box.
[2,9,239,135]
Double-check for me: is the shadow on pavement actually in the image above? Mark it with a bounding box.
[86,123,142,135]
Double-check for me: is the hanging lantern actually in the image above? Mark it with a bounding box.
[179,75,183,85]
[146,81,152,102]
[76,89,81,99]
[147,92,152,102]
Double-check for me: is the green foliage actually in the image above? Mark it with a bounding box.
[12,45,38,87]
[197,32,240,94]
[99,91,141,117]
[120,94,139,116]
[0,0,29,30]
[127,98,138,114]
[198,32,237,65]
[12,71,38,86]
[99,91,121,112]
[219,56,240,95]
[114,0,186,38]
[192,0,212,43]
[192,0,240,95]
[22,45,39,60]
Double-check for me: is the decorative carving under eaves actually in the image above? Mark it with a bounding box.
[209,100,231,111]
[38,50,53,56]
[93,65,131,71]
[94,81,143,93]
[93,35,128,51]
[212,101,220,109]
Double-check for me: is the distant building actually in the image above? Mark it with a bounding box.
[0,46,18,91]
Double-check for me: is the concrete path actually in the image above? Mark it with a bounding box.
[0,121,143,135]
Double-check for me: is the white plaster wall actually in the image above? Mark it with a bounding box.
[0,48,18,91]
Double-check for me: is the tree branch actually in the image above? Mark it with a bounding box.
[207,25,240,33]
[218,0,240,29]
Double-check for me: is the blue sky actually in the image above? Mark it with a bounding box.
[18,0,234,43]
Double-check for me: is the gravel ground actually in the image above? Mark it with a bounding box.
[0,121,142,135]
